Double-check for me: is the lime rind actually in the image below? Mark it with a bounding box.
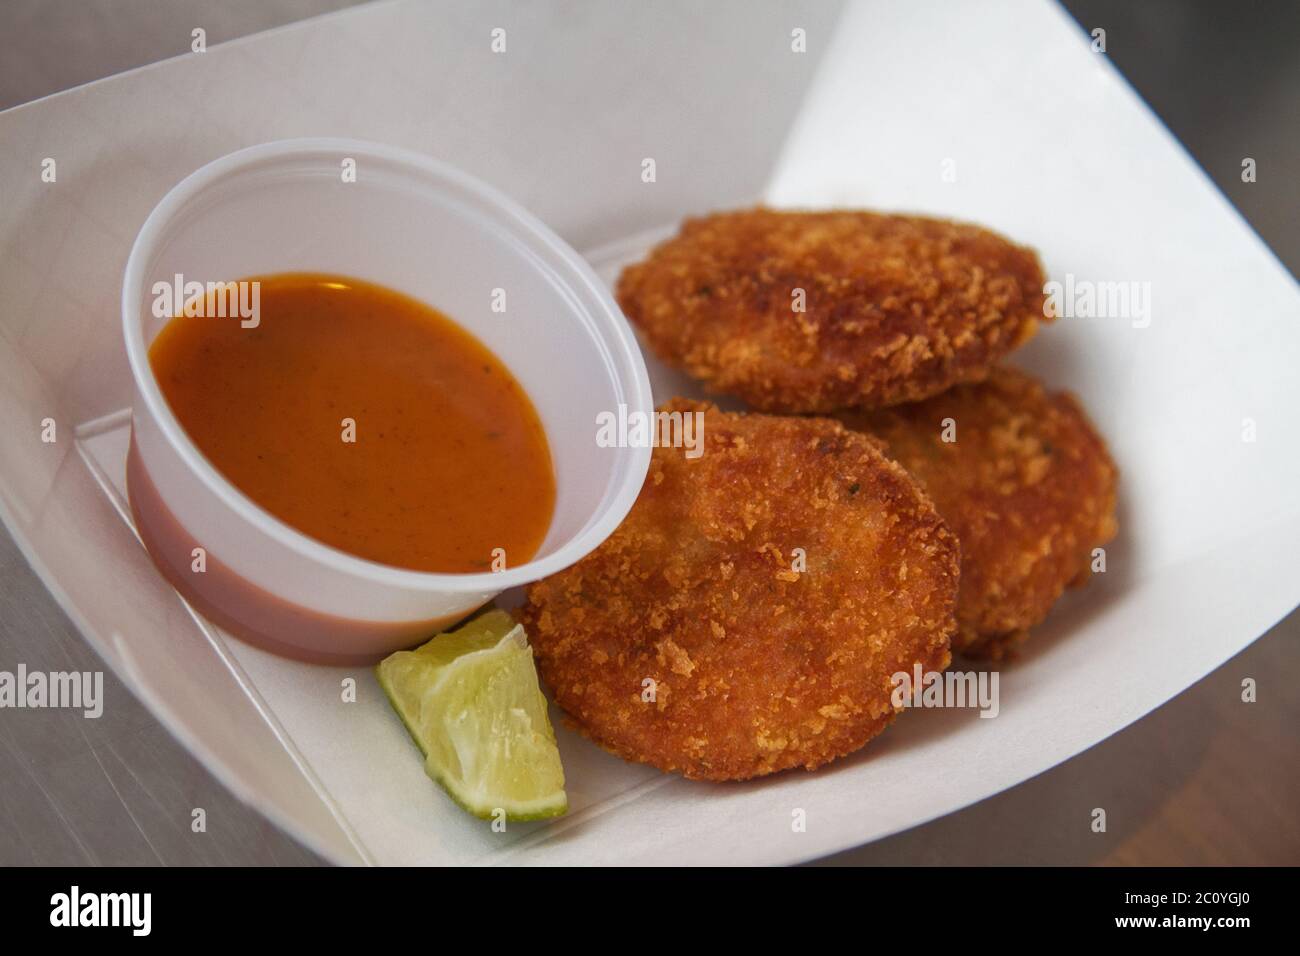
[377,611,567,821]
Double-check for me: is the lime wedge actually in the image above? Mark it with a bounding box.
[377,610,567,821]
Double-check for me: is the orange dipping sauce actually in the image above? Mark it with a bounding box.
[149,273,555,573]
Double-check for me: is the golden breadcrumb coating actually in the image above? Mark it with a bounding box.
[838,366,1118,659]
[520,400,959,781]
[617,208,1048,413]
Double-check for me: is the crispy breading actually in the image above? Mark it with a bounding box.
[838,366,1118,659]
[616,208,1048,413]
[520,400,959,781]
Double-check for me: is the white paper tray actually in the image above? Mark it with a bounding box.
[4,0,1299,865]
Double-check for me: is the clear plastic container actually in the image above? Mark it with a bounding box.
[122,139,652,664]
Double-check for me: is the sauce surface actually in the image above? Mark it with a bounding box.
[149,273,555,573]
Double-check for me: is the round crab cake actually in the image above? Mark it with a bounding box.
[838,366,1118,660]
[520,399,959,781]
[616,208,1049,413]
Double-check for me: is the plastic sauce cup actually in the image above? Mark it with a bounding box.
[122,139,652,664]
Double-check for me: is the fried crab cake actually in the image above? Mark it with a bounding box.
[520,400,959,781]
[838,366,1118,660]
[616,208,1048,414]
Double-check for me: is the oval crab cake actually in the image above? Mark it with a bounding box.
[838,366,1118,660]
[520,399,959,781]
[616,208,1048,414]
